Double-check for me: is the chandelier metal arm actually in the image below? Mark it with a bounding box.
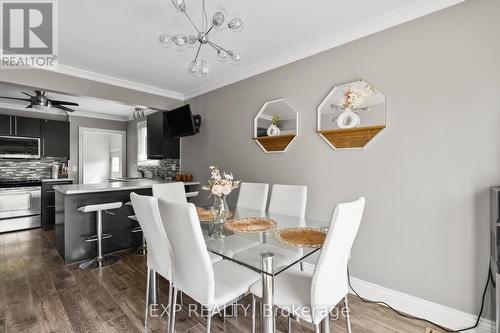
[183,11,200,33]
[193,43,202,62]
[208,40,229,53]
[205,24,214,35]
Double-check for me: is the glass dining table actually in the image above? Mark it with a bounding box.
[200,207,330,333]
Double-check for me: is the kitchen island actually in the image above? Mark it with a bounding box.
[54,179,199,264]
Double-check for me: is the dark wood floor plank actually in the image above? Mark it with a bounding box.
[53,277,108,333]
[71,269,125,322]
[102,313,141,333]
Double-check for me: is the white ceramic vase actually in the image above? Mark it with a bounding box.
[336,108,360,129]
[267,124,280,136]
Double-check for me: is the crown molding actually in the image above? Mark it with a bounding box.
[41,64,185,101]
[183,0,465,99]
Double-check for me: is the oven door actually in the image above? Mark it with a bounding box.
[0,186,41,220]
[0,136,41,159]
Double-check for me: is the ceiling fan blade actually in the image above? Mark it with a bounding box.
[0,96,31,102]
[21,91,35,98]
[50,100,79,106]
[53,104,75,112]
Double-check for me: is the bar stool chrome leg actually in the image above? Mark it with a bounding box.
[130,227,147,256]
[79,203,121,269]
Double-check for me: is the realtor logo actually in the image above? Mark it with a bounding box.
[1,0,58,68]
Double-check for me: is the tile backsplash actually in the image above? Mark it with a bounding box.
[0,158,67,179]
[137,159,180,180]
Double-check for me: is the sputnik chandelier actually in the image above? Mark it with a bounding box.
[158,0,244,77]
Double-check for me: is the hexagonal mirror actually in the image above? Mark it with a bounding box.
[254,99,298,153]
[317,79,386,149]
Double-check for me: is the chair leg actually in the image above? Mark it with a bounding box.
[144,268,150,332]
[344,295,352,333]
[166,282,173,331]
[251,295,256,333]
[232,301,238,318]
[288,315,293,333]
[206,313,212,333]
[169,287,178,333]
[179,291,184,305]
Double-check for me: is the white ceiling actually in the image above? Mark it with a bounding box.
[52,0,463,100]
[0,82,140,121]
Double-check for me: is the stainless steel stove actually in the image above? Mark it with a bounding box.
[0,178,41,233]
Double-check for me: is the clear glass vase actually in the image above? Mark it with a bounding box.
[210,195,228,238]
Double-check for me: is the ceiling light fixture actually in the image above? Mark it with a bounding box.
[158,0,244,77]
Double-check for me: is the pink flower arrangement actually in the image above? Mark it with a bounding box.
[202,166,240,197]
[338,83,376,110]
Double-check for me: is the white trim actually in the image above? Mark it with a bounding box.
[78,127,127,184]
[301,262,493,333]
[183,0,464,99]
[42,64,184,100]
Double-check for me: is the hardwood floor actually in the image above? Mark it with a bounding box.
[0,228,445,333]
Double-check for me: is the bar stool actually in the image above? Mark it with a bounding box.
[126,201,147,256]
[78,201,123,269]
[129,215,147,256]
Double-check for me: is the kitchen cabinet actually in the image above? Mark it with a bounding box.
[0,115,11,135]
[41,179,73,229]
[0,115,40,137]
[41,119,70,158]
[147,111,163,159]
[147,111,180,159]
[15,117,41,137]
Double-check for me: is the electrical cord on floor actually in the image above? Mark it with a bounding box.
[346,266,492,332]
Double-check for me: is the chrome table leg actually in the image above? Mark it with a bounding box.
[320,314,330,333]
[344,296,352,333]
[261,252,274,333]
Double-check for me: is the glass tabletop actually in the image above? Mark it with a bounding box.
[201,207,329,276]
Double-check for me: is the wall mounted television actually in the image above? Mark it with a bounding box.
[165,104,201,138]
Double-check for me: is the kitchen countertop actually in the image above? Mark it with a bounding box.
[53,179,200,195]
[41,178,74,182]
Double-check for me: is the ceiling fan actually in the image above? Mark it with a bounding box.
[0,90,79,112]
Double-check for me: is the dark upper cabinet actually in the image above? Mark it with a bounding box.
[41,119,70,158]
[0,115,11,136]
[15,117,41,137]
[146,111,180,159]
[0,115,40,137]
[147,112,164,159]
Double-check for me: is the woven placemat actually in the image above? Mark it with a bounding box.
[224,217,277,233]
[273,227,326,248]
[196,207,234,221]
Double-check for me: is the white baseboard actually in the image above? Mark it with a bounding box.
[300,263,494,333]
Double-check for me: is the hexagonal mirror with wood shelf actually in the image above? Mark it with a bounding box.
[317,79,386,149]
[254,99,298,153]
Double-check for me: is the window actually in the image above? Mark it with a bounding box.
[137,121,159,166]
[111,156,120,173]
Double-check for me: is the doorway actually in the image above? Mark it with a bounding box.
[78,127,126,184]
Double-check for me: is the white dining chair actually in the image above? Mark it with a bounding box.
[152,182,187,203]
[234,184,308,271]
[250,197,365,333]
[158,199,260,333]
[268,184,307,218]
[130,192,174,332]
[153,182,222,264]
[236,182,269,211]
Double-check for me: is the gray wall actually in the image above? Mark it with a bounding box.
[183,0,500,318]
